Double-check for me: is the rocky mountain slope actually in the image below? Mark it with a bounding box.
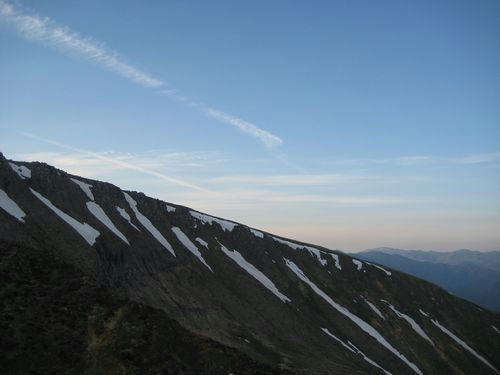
[357,250,500,313]
[1,152,500,374]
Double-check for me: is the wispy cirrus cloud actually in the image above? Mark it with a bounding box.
[19,133,209,192]
[0,0,283,148]
[159,90,283,148]
[321,152,500,167]
[208,174,367,186]
[203,108,283,148]
[0,0,162,88]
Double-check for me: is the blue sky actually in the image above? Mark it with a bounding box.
[1,0,499,251]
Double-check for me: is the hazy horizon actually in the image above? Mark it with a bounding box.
[1,0,499,252]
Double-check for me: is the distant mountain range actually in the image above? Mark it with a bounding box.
[357,248,500,313]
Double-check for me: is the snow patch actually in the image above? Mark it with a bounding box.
[352,259,363,271]
[272,236,327,266]
[116,206,140,231]
[123,192,175,256]
[70,178,94,200]
[0,188,26,222]
[31,188,99,245]
[172,227,212,271]
[348,341,393,375]
[190,211,237,232]
[431,319,498,373]
[321,328,392,374]
[419,309,430,317]
[250,228,264,238]
[321,328,355,353]
[86,201,129,244]
[364,299,385,320]
[366,261,392,276]
[195,237,208,248]
[385,303,433,346]
[492,326,500,335]
[330,253,342,270]
[9,162,31,179]
[219,242,290,303]
[285,259,422,375]
[166,204,176,212]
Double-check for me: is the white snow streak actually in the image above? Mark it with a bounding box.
[219,242,290,303]
[166,204,176,212]
[70,178,94,200]
[330,253,342,270]
[171,227,212,271]
[86,201,128,244]
[116,206,140,231]
[431,319,498,373]
[8,162,31,179]
[284,259,422,375]
[30,188,99,245]
[321,328,392,374]
[190,211,237,232]
[419,309,430,317]
[123,192,175,256]
[352,259,363,271]
[386,303,433,346]
[364,299,385,320]
[492,326,500,335]
[250,228,264,238]
[195,237,208,248]
[0,188,26,222]
[348,341,393,375]
[366,262,392,276]
[321,328,355,353]
[272,236,327,266]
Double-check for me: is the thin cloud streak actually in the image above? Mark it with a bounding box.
[208,174,368,186]
[1,0,283,148]
[321,152,500,167]
[203,108,283,148]
[159,90,283,148]
[0,0,162,88]
[21,133,209,192]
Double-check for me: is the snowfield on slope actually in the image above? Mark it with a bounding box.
[0,188,26,222]
[272,236,327,266]
[330,253,342,270]
[116,206,140,231]
[431,319,498,373]
[71,178,94,200]
[385,302,433,345]
[171,227,212,271]
[285,259,422,375]
[123,192,175,256]
[366,261,392,276]
[250,228,264,238]
[86,201,129,245]
[190,211,237,232]
[9,162,31,179]
[195,237,208,248]
[31,188,100,245]
[219,242,290,303]
[352,259,363,271]
[321,328,392,374]
[364,299,385,320]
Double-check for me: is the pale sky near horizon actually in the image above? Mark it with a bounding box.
[1,0,499,252]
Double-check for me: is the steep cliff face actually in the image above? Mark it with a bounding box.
[1,152,499,374]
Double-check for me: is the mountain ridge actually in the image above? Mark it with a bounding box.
[1,152,500,374]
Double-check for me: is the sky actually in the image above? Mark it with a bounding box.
[1,0,499,252]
